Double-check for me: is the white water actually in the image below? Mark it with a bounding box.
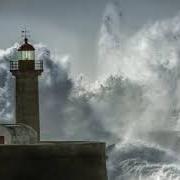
[97,2,180,180]
[1,1,180,180]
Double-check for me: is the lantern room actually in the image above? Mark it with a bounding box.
[18,38,35,60]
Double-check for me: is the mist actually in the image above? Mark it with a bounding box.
[1,1,180,142]
[1,1,180,179]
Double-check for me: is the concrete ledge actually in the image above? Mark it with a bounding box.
[0,142,107,180]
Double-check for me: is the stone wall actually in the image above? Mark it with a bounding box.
[0,142,107,180]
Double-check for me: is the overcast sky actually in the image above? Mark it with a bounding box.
[1,0,180,142]
[1,0,180,79]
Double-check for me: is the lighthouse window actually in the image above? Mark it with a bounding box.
[18,51,35,60]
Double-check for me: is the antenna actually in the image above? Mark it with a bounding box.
[21,26,30,42]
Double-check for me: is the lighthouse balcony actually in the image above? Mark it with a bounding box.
[10,60,43,72]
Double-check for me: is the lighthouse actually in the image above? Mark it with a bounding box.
[0,32,107,180]
[10,34,43,141]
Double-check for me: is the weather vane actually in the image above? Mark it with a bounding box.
[21,27,30,41]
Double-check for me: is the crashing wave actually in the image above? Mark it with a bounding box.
[107,140,180,180]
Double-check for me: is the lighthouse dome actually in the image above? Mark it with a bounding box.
[18,38,35,51]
